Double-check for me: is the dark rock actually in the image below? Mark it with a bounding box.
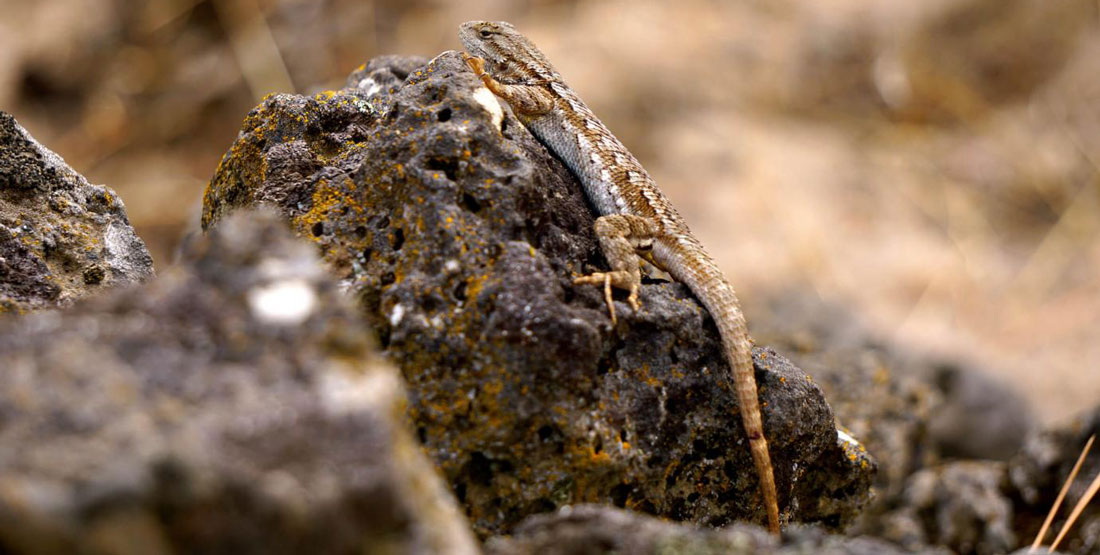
[753,294,1033,472]
[0,209,478,555]
[885,461,1015,555]
[0,112,153,312]
[485,504,922,555]
[1010,405,1100,554]
[926,362,1035,461]
[201,52,874,536]
[749,293,1068,553]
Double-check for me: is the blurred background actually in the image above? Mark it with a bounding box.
[1,0,1097,424]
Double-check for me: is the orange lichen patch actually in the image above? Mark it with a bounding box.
[482,379,504,397]
[838,429,872,471]
[586,446,611,464]
[295,179,359,238]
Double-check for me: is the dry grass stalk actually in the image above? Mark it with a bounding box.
[1029,434,1095,552]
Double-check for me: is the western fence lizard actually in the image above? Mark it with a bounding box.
[459,20,781,533]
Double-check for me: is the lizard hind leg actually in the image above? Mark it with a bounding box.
[574,214,659,323]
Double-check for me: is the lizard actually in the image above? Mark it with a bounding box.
[459,21,781,534]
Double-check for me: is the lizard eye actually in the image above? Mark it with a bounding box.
[479,29,492,38]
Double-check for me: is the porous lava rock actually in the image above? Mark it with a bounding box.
[0,209,478,555]
[202,51,874,536]
[0,112,153,312]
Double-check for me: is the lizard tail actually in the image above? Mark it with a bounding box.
[712,283,781,534]
[724,316,781,535]
[660,241,781,534]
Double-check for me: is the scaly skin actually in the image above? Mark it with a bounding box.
[460,20,781,534]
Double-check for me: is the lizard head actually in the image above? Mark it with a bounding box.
[459,21,560,83]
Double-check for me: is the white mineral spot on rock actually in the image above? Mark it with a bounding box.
[262,469,306,509]
[390,303,405,326]
[318,367,399,415]
[472,86,504,131]
[837,428,861,446]
[358,77,383,97]
[247,279,316,325]
[444,259,460,273]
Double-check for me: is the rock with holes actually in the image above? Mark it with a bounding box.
[0,209,478,554]
[0,111,153,313]
[201,52,875,537]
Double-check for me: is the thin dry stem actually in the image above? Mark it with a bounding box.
[1030,433,1094,552]
[1049,436,1099,552]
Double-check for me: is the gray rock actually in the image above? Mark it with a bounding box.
[926,361,1035,461]
[201,52,875,536]
[750,293,1075,553]
[1010,405,1100,554]
[0,209,478,555]
[749,293,946,513]
[486,504,924,555]
[888,461,1015,555]
[0,112,153,312]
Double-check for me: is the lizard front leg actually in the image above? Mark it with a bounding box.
[462,53,555,116]
[574,214,659,324]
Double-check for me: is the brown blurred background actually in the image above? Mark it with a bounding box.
[2,0,1097,424]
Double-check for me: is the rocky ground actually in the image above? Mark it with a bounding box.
[1,49,1097,554]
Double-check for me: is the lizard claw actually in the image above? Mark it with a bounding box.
[574,271,647,325]
[462,53,486,76]
[576,272,620,325]
[627,286,641,312]
[602,275,617,325]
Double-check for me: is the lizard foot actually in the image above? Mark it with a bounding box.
[574,272,616,324]
[574,270,641,325]
[575,214,657,325]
